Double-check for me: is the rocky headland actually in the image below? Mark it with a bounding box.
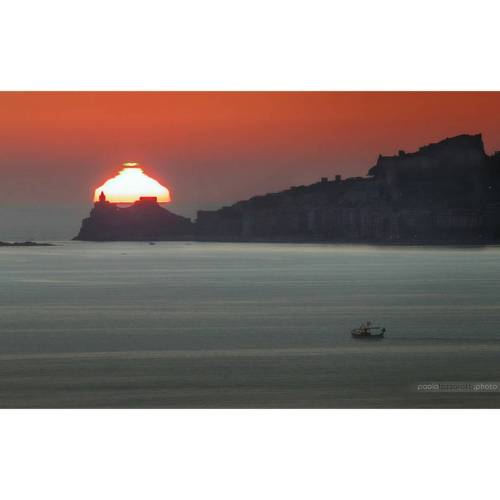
[74,134,500,243]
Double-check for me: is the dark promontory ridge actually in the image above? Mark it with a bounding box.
[75,134,500,243]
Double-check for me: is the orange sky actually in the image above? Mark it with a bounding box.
[1,92,500,226]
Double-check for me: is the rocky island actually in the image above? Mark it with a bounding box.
[0,241,53,247]
[74,193,194,241]
[75,134,500,243]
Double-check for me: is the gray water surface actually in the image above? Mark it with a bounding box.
[1,241,499,407]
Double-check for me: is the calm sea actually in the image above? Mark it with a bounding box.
[1,241,499,407]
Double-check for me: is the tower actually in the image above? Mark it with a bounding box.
[99,191,106,202]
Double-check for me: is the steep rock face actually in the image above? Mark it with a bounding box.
[368,134,486,180]
[195,134,500,243]
[74,197,193,241]
[74,134,500,243]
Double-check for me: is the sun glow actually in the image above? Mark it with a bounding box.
[93,164,171,203]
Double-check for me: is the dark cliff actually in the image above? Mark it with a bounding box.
[74,134,500,243]
[196,134,500,243]
[74,197,193,241]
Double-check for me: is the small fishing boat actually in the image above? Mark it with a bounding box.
[351,321,386,339]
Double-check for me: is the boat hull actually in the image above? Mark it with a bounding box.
[351,332,385,339]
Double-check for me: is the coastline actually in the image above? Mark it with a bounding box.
[0,241,54,247]
[69,237,499,247]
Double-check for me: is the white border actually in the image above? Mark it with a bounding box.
[0,410,498,500]
[1,0,499,90]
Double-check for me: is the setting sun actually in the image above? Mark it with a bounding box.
[93,163,171,203]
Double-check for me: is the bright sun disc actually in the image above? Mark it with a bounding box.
[94,164,171,203]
